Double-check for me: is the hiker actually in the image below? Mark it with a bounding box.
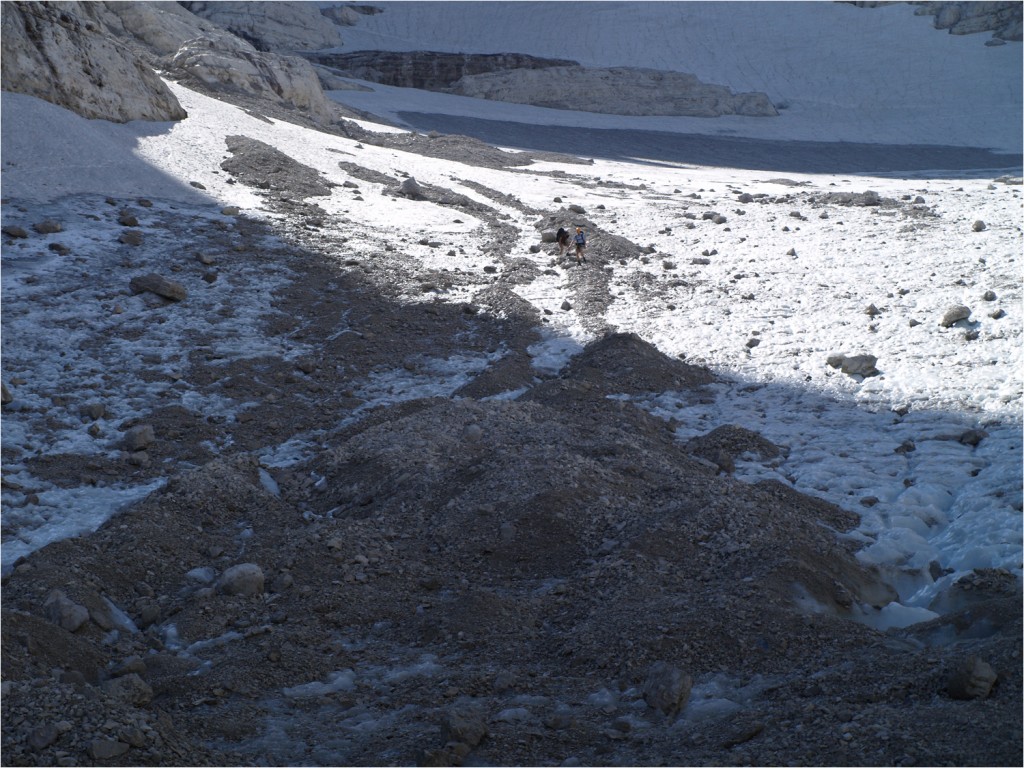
[556,226,571,257]
[573,226,587,264]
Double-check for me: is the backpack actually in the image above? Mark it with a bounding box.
[556,227,568,243]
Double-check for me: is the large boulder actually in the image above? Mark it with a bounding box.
[0,1,187,122]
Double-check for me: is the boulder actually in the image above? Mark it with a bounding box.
[123,424,155,451]
[217,563,265,596]
[43,590,90,633]
[947,656,998,700]
[940,305,972,327]
[827,353,879,377]
[129,273,187,301]
[642,661,693,716]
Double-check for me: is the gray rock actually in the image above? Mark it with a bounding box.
[119,229,144,246]
[982,290,997,301]
[123,424,155,451]
[971,220,987,232]
[129,273,187,301]
[89,739,131,761]
[102,672,153,705]
[561,300,572,311]
[947,656,997,700]
[33,219,63,234]
[2,225,29,238]
[1,381,13,405]
[642,661,692,716]
[44,589,90,633]
[185,566,217,585]
[443,705,488,747]
[399,177,426,199]
[27,724,59,751]
[940,305,971,327]
[568,204,586,214]
[827,353,879,377]
[217,563,265,596]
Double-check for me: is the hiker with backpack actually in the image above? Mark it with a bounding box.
[556,226,571,257]
[573,226,588,265]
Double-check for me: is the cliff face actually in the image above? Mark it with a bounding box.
[309,50,579,91]
[0,1,187,123]
[310,51,780,118]
[0,1,342,126]
[451,65,780,118]
[179,0,343,52]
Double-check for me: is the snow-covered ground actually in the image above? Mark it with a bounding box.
[329,0,1023,154]
[2,2,1021,629]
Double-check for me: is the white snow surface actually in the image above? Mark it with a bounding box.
[329,0,1023,154]
[2,2,1022,626]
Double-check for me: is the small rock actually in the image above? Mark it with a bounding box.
[568,204,586,214]
[80,402,105,421]
[118,210,139,227]
[443,705,488,747]
[827,353,879,377]
[560,300,572,311]
[217,563,265,596]
[1,381,13,405]
[642,661,692,716]
[947,656,997,700]
[33,219,63,234]
[745,338,761,349]
[864,303,880,317]
[971,220,986,232]
[129,273,187,301]
[221,206,240,216]
[786,247,797,256]
[89,739,130,760]
[123,424,155,451]
[44,589,90,633]
[982,290,997,301]
[102,673,153,706]
[2,224,29,238]
[940,305,971,327]
[959,429,988,447]
[28,724,59,751]
[399,177,425,199]
[119,229,144,246]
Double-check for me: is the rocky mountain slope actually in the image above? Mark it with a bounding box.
[2,134,1020,765]
[1,3,1021,767]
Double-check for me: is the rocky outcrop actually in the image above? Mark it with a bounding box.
[100,2,343,126]
[179,0,342,51]
[170,33,340,124]
[913,1,1022,41]
[100,0,227,57]
[309,50,578,91]
[311,50,777,118]
[849,2,1022,43]
[452,65,780,117]
[0,1,186,123]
